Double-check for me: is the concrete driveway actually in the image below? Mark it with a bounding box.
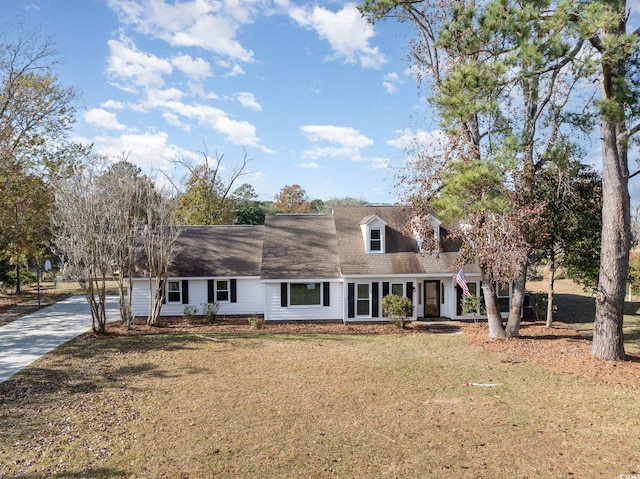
[0,295,120,383]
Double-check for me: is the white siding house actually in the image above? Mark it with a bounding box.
[129,207,509,323]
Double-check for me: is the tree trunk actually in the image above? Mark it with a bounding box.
[481,269,506,338]
[590,15,630,361]
[591,116,628,360]
[546,257,555,328]
[15,263,21,293]
[505,262,527,337]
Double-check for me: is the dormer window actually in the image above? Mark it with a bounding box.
[370,228,382,252]
[360,214,387,254]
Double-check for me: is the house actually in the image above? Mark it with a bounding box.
[130,206,511,322]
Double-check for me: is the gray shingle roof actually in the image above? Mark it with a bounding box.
[260,214,342,280]
[167,225,264,277]
[333,206,478,276]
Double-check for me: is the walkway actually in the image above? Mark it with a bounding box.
[0,295,120,383]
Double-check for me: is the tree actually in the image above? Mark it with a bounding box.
[273,184,311,213]
[0,24,80,291]
[231,183,266,225]
[52,159,115,335]
[360,0,590,338]
[580,0,640,361]
[174,149,249,225]
[533,155,602,327]
[95,158,153,328]
[140,186,183,327]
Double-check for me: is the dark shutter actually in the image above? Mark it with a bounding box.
[281,283,288,307]
[182,280,189,304]
[230,279,237,303]
[406,282,413,300]
[347,283,355,318]
[382,282,389,297]
[372,282,379,318]
[208,280,214,303]
[323,282,330,306]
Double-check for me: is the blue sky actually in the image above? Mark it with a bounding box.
[7,0,431,204]
[5,0,640,204]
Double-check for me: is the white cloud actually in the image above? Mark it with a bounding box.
[77,130,198,175]
[224,64,246,77]
[302,125,373,148]
[84,108,126,131]
[370,157,389,170]
[236,92,262,112]
[100,99,126,110]
[164,100,267,148]
[288,3,387,69]
[300,124,373,160]
[300,162,320,169]
[383,72,400,95]
[171,54,212,81]
[107,0,256,62]
[387,128,447,153]
[106,36,173,91]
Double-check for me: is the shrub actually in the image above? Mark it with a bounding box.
[460,294,484,320]
[248,315,263,329]
[202,302,220,323]
[183,305,198,322]
[381,294,413,329]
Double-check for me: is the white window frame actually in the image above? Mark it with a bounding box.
[289,282,322,307]
[167,280,181,303]
[216,280,230,303]
[391,283,404,297]
[356,283,371,316]
[370,228,382,253]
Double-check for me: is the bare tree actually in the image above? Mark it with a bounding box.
[52,159,114,334]
[173,147,250,225]
[96,157,151,329]
[140,185,182,326]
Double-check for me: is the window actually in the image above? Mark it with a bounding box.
[167,280,181,302]
[216,280,229,302]
[290,282,321,306]
[391,283,404,296]
[370,228,382,252]
[357,283,370,316]
[497,282,510,313]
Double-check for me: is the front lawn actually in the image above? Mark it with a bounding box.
[1,331,638,478]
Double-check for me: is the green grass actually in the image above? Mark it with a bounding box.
[528,279,640,356]
[1,331,639,478]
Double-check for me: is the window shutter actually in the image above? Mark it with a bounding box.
[382,282,389,298]
[347,283,355,318]
[230,279,237,303]
[372,282,379,318]
[323,282,330,307]
[208,280,214,303]
[406,282,413,301]
[182,280,189,304]
[281,283,288,307]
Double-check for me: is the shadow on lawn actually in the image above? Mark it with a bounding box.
[2,467,128,479]
[0,335,205,401]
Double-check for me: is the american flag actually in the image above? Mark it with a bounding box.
[456,269,471,296]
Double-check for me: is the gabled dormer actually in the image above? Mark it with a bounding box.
[360,214,387,254]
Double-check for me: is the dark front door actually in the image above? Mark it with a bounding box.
[424,280,440,318]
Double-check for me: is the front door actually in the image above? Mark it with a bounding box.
[424,280,440,318]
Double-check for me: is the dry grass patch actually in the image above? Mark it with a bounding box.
[1,332,639,478]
